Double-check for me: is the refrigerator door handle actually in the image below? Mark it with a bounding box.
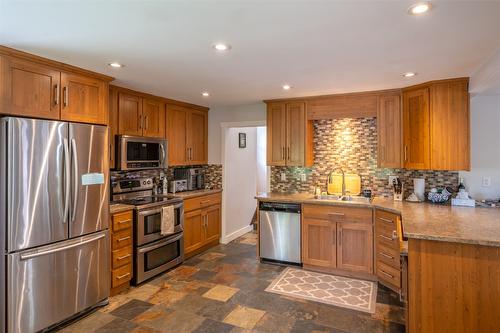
[70,138,79,222]
[19,232,106,260]
[62,138,71,223]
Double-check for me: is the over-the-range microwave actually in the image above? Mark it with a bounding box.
[116,135,168,170]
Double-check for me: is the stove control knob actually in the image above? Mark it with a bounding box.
[142,181,146,185]
[147,180,151,185]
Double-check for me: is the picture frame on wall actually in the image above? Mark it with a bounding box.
[239,133,246,148]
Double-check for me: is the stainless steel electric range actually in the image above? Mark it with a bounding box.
[112,177,184,284]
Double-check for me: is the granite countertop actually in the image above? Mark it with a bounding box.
[110,203,135,214]
[173,188,223,200]
[256,192,500,247]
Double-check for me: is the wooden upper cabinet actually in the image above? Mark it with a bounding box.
[403,88,430,169]
[166,104,188,166]
[118,92,143,136]
[142,98,165,138]
[377,94,402,168]
[109,87,119,169]
[430,79,470,170]
[187,109,208,164]
[286,102,307,166]
[60,72,108,125]
[337,222,373,274]
[0,55,60,119]
[267,103,287,166]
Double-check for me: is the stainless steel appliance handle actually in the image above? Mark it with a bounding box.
[160,143,166,167]
[62,138,71,223]
[20,233,106,260]
[138,233,182,253]
[70,138,79,222]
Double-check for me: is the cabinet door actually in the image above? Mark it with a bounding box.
[118,93,143,136]
[184,210,204,254]
[108,87,118,169]
[187,109,208,164]
[302,218,336,268]
[60,72,107,124]
[286,102,306,166]
[378,94,402,168]
[430,80,470,170]
[403,88,430,169]
[0,55,60,119]
[337,222,373,273]
[204,204,221,244]
[266,103,287,166]
[142,98,165,138]
[166,104,188,165]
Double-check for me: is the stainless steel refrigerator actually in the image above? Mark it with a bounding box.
[0,117,110,333]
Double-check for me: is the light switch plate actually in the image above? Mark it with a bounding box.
[280,172,287,181]
[300,174,307,182]
[482,176,491,187]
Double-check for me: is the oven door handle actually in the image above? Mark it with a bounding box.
[137,233,183,254]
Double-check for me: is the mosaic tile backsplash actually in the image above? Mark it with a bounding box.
[270,118,459,197]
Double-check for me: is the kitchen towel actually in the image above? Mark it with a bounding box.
[161,205,175,235]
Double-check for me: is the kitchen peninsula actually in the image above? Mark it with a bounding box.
[256,192,500,333]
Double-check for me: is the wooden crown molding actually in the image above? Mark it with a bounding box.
[0,45,114,82]
[110,84,209,112]
[402,77,469,92]
[263,88,402,104]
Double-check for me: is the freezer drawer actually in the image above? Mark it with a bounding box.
[259,209,301,264]
[6,231,110,333]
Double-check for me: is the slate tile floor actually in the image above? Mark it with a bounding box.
[60,232,405,333]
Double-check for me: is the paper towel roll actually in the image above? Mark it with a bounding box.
[414,178,425,201]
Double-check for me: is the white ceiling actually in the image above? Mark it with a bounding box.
[1,0,500,107]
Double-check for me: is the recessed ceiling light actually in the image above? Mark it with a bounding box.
[202,92,210,97]
[403,72,417,78]
[408,2,431,15]
[213,43,231,51]
[108,62,123,68]
[282,84,292,90]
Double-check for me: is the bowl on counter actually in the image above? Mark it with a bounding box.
[427,188,451,204]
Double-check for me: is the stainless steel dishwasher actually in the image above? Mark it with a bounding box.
[259,202,301,265]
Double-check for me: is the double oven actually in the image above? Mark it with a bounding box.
[112,176,184,284]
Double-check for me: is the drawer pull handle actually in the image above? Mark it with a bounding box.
[117,254,131,260]
[117,220,131,224]
[380,252,395,260]
[117,273,131,280]
[379,234,394,241]
[378,217,393,224]
[117,236,131,242]
[328,212,345,217]
[200,200,211,204]
[380,270,394,279]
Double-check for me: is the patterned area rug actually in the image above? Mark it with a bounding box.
[266,267,378,314]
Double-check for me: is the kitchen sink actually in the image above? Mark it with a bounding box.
[314,194,371,203]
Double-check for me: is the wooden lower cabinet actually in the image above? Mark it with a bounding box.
[302,204,373,276]
[183,192,222,258]
[110,209,134,295]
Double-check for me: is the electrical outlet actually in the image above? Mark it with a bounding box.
[280,172,287,181]
[300,173,307,182]
[482,176,491,187]
[388,176,399,186]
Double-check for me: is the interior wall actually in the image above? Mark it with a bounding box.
[208,102,266,164]
[222,127,258,242]
[256,126,268,193]
[459,95,500,200]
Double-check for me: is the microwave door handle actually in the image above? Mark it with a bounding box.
[137,233,183,253]
[160,143,166,167]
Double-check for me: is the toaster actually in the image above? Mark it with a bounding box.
[169,179,188,193]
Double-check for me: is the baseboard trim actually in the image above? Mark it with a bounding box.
[221,225,253,244]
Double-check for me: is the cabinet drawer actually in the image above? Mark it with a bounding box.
[303,204,372,223]
[376,243,400,269]
[112,264,132,288]
[112,211,133,232]
[112,246,132,269]
[112,229,132,250]
[375,209,399,228]
[184,193,221,212]
[377,261,401,289]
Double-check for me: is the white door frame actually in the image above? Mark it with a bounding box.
[220,120,267,244]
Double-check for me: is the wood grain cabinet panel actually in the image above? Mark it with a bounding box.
[108,87,118,169]
[430,79,470,170]
[60,72,108,125]
[403,87,430,170]
[337,222,373,274]
[118,92,143,136]
[286,102,307,166]
[184,210,205,254]
[204,204,221,244]
[302,218,336,268]
[266,103,287,166]
[187,109,208,164]
[166,104,188,165]
[377,93,402,168]
[142,98,165,138]
[0,56,61,119]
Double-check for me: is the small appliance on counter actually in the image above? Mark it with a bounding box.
[452,179,475,207]
[172,167,205,192]
[170,179,188,193]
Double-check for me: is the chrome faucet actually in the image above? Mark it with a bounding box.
[326,167,346,198]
